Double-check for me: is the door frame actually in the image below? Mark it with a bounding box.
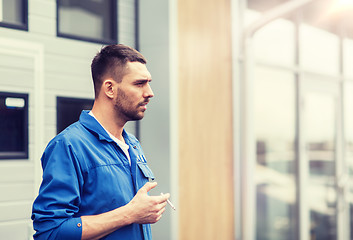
[298,74,348,240]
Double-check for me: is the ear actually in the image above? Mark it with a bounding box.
[102,79,115,99]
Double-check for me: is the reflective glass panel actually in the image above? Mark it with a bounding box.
[57,97,94,134]
[343,38,353,78]
[0,92,28,159]
[254,66,297,240]
[0,0,27,29]
[253,18,295,66]
[299,24,339,76]
[344,82,353,240]
[305,91,337,240]
[57,0,116,44]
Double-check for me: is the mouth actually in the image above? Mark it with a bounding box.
[139,101,149,111]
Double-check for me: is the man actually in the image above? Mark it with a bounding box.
[31,44,169,240]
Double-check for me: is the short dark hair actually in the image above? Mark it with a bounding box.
[91,44,147,97]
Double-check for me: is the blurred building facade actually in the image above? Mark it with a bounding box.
[0,0,352,240]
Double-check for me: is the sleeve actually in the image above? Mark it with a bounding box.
[31,139,84,240]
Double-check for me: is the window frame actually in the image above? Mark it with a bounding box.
[0,91,29,160]
[56,0,118,44]
[0,0,28,31]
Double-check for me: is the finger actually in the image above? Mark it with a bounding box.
[155,200,167,211]
[160,201,168,208]
[155,214,163,223]
[159,193,170,203]
[157,206,166,216]
[140,181,158,194]
[156,210,165,222]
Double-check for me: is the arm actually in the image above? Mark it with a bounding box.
[32,139,169,240]
[81,182,169,240]
[32,140,84,240]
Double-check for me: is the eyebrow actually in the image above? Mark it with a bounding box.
[134,79,152,83]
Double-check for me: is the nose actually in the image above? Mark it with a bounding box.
[143,83,154,98]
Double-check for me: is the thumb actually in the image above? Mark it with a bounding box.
[140,181,157,193]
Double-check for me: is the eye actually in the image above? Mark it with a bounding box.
[135,80,149,87]
[135,82,145,87]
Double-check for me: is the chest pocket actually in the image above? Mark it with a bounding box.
[137,162,155,180]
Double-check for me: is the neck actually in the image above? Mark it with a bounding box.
[91,102,126,141]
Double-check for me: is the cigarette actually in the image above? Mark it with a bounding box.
[161,192,176,210]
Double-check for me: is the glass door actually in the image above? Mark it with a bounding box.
[254,67,297,240]
[344,81,353,240]
[301,77,342,240]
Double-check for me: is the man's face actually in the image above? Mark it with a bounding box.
[113,61,154,122]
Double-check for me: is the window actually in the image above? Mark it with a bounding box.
[57,97,94,134]
[254,67,297,240]
[253,18,295,66]
[344,82,353,240]
[0,92,28,159]
[343,38,353,78]
[299,25,340,76]
[57,0,117,44]
[0,0,28,30]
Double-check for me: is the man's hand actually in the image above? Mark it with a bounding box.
[81,182,170,240]
[127,182,170,224]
